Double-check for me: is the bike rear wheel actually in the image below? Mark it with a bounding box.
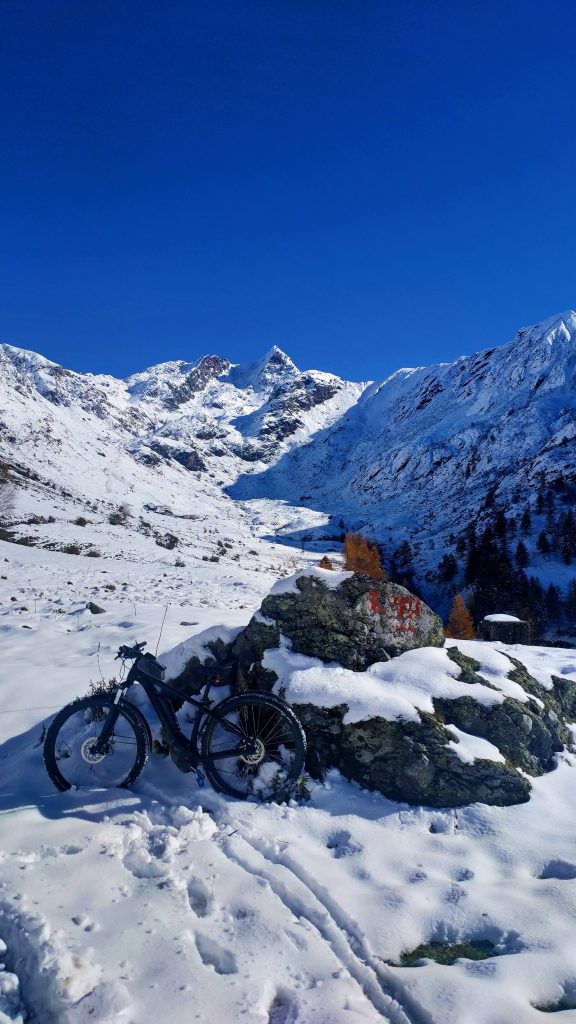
[200,693,306,800]
[44,695,149,791]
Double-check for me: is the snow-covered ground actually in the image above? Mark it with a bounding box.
[2,541,576,1023]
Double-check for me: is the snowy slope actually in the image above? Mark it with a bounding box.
[2,545,576,1022]
[3,310,576,599]
[0,342,365,573]
[237,310,576,591]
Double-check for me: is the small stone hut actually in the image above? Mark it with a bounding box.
[481,613,530,644]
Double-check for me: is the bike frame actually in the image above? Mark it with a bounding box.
[93,659,253,765]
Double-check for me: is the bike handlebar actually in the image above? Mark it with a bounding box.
[115,641,147,661]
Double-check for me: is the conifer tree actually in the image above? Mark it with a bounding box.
[527,577,548,641]
[319,555,333,570]
[545,584,562,632]
[445,593,475,640]
[515,540,529,568]
[536,531,551,558]
[394,540,414,583]
[437,553,458,583]
[494,510,508,543]
[560,509,576,564]
[567,580,576,627]
[520,508,532,535]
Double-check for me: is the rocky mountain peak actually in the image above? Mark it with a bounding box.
[229,346,299,392]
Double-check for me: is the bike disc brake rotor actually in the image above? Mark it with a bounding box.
[80,737,107,765]
[239,737,266,766]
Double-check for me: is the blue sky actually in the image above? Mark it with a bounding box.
[2,1,576,381]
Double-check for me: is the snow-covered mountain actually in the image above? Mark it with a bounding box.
[2,311,576,600]
[0,341,365,571]
[235,311,576,592]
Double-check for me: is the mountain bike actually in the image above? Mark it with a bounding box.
[43,642,306,800]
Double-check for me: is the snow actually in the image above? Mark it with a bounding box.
[3,539,576,1022]
[484,613,521,623]
[268,566,354,596]
[445,725,506,764]
[265,642,540,726]
[2,319,576,1021]
[162,624,244,681]
[235,310,576,616]
[3,310,576,625]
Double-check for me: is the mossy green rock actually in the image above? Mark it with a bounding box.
[170,571,444,694]
[250,573,444,671]
[293,701,531,807]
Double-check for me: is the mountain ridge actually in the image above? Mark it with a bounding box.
[1,311,576,609]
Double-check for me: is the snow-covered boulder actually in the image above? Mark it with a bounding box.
[285,645,575,807]
[166,569,444,695]
[234,568,444,678]
[164,573,576,807]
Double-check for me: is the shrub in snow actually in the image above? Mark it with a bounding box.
[61,543,81,555]
[155,531,178,550]
[108,503,130,526]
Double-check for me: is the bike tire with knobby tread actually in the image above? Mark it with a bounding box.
[200,692,306,800]
[43,695,150,792]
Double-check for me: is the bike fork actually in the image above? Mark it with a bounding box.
[93,689,124,753]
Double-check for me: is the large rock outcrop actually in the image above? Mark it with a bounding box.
[170,569,444,695]
[164,570,576,808]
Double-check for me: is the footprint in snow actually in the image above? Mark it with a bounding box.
[408,870,428,883]
[186,877,213,918]
[455,867,475,881]
[268,990,297,1024]
[325,830,362,859]
[537,859,576,880]
[122,849,171,880]
[71,914,98,932]
[194,933,237,975]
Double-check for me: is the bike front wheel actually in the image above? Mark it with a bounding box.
[200,693,306,800]
[43,695,149,791]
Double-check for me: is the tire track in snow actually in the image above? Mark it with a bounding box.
[244,831,434,1024]
[221,829,426,1024]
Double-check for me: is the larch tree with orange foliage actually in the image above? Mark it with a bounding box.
[343,531,387,581]
[445,593,475,639]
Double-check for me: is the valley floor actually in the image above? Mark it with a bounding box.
[1,541,576,1023]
